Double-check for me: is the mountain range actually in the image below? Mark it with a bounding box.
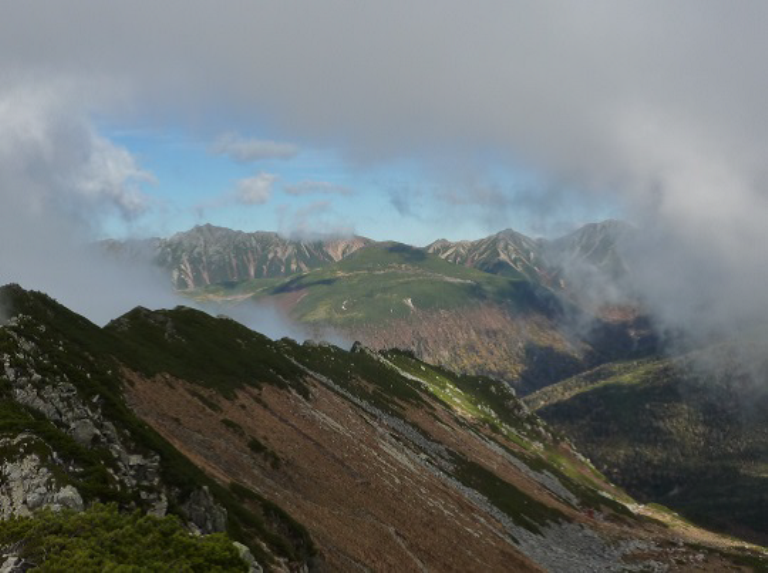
[107,221,649,395]
[118,220,631,293]
[0,284,764,571]
[70,221,768,567]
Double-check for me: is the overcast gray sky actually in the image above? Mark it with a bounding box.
[1,1,768,338]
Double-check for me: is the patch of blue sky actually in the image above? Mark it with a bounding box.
[100,124,619,244]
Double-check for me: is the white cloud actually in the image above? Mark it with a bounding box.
[0,82,176,323]
[0,82,153,223]
[277,200,354,240]
[76,134,155,218]
[211,132,298,163]
[236,172,278,205]
[283,180,352,196]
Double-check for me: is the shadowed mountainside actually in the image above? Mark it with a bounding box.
[526,339,768,546]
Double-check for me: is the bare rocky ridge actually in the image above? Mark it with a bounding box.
[107,220,632,296]
[426,228,547,282]
[154,225,372,289]
[0,314,167,520]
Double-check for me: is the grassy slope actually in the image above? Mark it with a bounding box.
[193,242,549,327]
[526,345,768,545]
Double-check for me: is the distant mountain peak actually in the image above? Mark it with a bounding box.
[152,227,374,289]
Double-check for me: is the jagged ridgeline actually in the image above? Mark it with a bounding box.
[0,284,765,571]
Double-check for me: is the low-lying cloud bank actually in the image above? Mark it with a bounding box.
[0,83,178,325]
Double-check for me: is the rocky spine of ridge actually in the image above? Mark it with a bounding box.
[0,285,315,571]
[427,220,636,292]
[107,219,634,294]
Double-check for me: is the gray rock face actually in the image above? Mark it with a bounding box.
[0,314,236,537]
[0,312,243,561]
[70,418,100,446]
[0,554,22,573]
[148,224,372,289]
[0,316,164,519]
[0,434,84,519]
[181,486,228,534]
[233,542,263,573]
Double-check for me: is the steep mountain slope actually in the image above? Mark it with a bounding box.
[108,305,765,571]
[425,220,635,290]
[0,284,314,571]
[1,284,762,570]
[154,224,372,289]
[526,341,768,546]
[194,242,595,392]
[544,220,637,312]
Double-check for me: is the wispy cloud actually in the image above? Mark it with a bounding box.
[76,134,156,219]
[283,180,352,196]
[236,172,278,205]
[277,200,354,240]
[195,172,278,216]
[210,132,298,163]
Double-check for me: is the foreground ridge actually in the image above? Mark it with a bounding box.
[0,284,764,571]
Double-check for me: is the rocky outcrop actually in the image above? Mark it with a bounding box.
[0,285,315,570]
[1,315,165,514]
[233,542,263,573]
[181,486,227,535]
[0,434,83,519]
[0,312,228,533]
